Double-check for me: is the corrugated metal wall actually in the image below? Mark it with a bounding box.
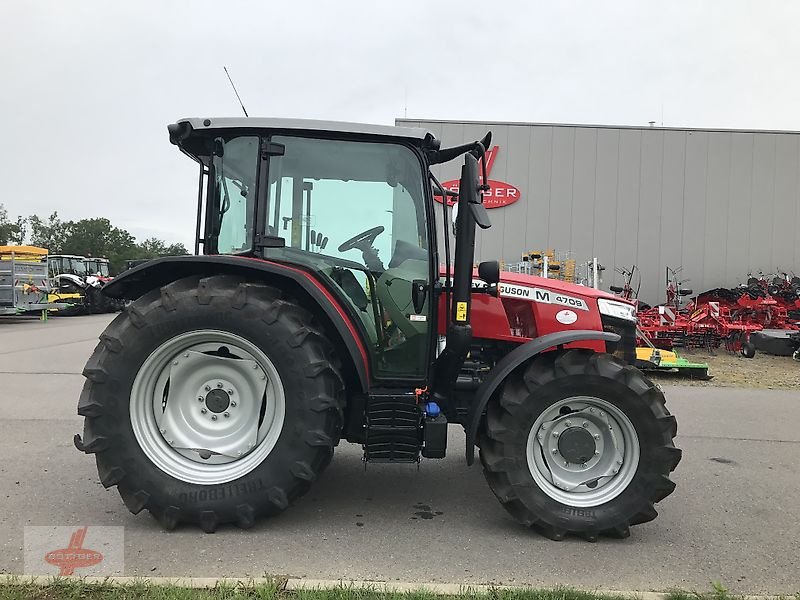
[398,119,800,304]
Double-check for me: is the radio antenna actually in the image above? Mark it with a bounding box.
[223,66,249,117]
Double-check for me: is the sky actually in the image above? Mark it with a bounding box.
[3,0,800,250]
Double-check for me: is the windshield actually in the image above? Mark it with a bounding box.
[85,260,109,276]
[69,258,86,275]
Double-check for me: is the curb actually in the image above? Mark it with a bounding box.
[0,574,788,599]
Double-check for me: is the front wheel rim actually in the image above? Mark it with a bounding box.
[526,396,640,507]
[130,329,286,485]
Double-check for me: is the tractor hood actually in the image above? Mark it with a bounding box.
[496,271,627,303]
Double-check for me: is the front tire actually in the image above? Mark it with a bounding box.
[77,275,344,531]
[480,350,680,541]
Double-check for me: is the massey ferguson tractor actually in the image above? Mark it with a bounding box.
[75,118,680,540]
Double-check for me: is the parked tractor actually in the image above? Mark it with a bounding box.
[47,254,89,315]
[84,257,122,313]
[75,118,680,540]
[48,255,118,314]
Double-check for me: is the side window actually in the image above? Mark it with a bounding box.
[212,136,259,254]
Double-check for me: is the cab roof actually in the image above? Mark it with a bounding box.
[174,117,434,142]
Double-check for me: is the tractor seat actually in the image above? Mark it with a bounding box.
[610,285,624,293]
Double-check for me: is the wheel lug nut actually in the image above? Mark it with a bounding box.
[594,450,600,455]
[200,408,207,414]
[564,461,569,466]
[616,459,622,465]
[224,412,230,418]
[252,364,258,370]
[211,415,217,421]
[594,434,600,440]
[172,361,178,366]
[230,401,237,407]
[552,431,559,437]
[582,422,589,428]
[261,375,266,380]
[599,412,605,417]
[589,408,594,413]
[227,389,234,395]
[552,448,557,454]
[216,382,223,388]
[184,353,189,358]
[198,396,204,402]
[565,421,571,427]
[204,385,211,391]
[160,429,166,434]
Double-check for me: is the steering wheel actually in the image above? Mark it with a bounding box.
[338,226,385,253]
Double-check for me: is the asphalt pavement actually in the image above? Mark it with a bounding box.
[1,314,798,593]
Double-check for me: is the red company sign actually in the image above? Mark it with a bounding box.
[433,145,521,209]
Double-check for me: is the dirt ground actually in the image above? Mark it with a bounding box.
[645,349,800,390]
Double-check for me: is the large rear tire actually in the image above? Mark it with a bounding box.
[480,350,680,541]
[77,275,344,532]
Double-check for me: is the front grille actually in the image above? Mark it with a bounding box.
[601,315,637,365]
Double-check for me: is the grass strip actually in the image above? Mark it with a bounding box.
[0,579,797,600]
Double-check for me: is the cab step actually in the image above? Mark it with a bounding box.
[364,393,422,463]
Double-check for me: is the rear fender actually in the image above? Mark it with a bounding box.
[103,256,369,392]
[465,330,620,464]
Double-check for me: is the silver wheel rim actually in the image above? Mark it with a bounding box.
[130,330,285,485]
[526,396,639,507]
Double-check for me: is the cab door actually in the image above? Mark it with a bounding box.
[262,135,433,380]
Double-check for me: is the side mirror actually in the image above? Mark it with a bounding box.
[478,261,500,286]
[478,261,500,297]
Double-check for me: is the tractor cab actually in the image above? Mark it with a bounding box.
[48,254,88,278]
[84,257,111,279]
[168,118,481,381]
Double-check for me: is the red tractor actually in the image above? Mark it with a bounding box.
[74,118,680,540]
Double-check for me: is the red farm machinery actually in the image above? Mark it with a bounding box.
[74,117,680,540]
[633,268,800,358]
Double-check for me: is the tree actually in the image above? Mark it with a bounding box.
[20,210,188,273]
[0,204,26,245]
[164,242,189,256]
[28,212,67,252]
[136,237,168,258]
[136,237,189,258]
[61,218,137,273]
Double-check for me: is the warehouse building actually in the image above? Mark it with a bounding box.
[397,118,800,304]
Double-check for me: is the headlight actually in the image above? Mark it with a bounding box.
[598,298,637,322]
